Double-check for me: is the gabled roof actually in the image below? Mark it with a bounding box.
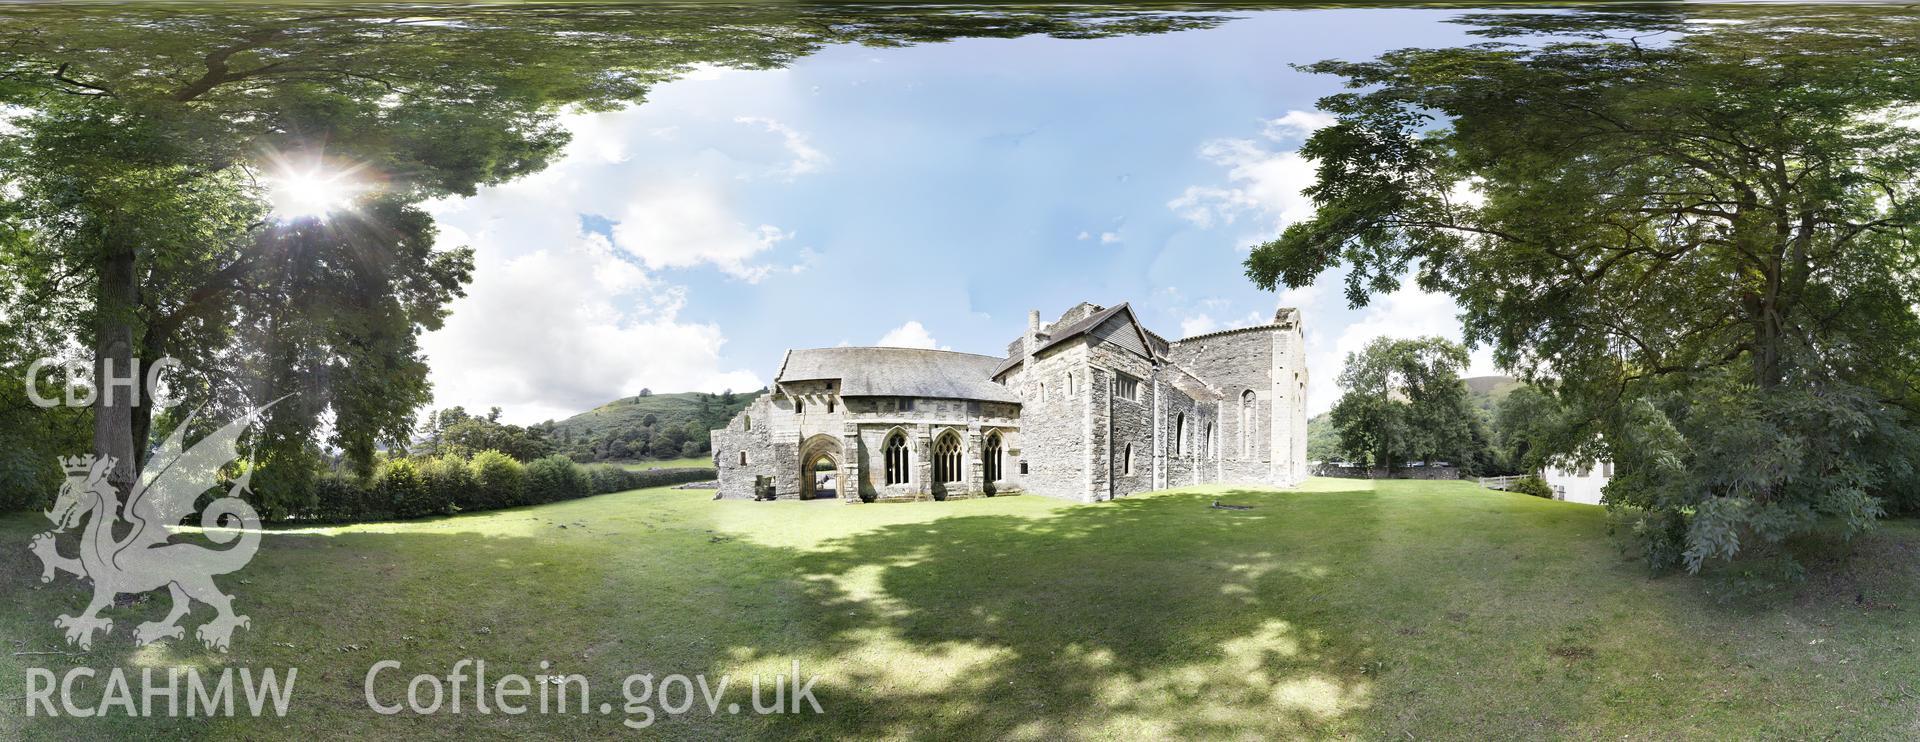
[1036,302,1158,359]
[991,302,1162,380]
[776,347,1021,404]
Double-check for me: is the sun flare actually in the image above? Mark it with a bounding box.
[266,162,366,219]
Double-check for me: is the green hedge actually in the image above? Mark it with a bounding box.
[284,451,714,524]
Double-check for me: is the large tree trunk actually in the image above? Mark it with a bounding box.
[93,245,139,493]
[131,328,165,473]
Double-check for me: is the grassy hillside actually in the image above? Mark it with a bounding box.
[8,479,1920,739]
[550,389,764,463]
[1463,374,1524,413]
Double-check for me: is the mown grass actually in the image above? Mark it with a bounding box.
[4,478,1919,739]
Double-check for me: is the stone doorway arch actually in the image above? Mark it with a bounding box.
[798,434,844,501]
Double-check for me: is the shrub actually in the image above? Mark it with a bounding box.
[469,450,525,510]
[578,465,717,494]
[525,455,588,504]
[377,459,435,519]
[415,455,469,517]
[584,464,630,495]
[311,472,387,523]
[1510,474,1554,499]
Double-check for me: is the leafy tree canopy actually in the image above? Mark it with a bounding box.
[1247,7,1920,572]
[1328,336,1482,471]
[0,3,1220,509]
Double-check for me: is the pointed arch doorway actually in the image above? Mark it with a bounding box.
[798,434,844,501]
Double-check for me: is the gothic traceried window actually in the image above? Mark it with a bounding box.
[934,431,963,483]
[884,431,910,485]
[984,432,1004,482]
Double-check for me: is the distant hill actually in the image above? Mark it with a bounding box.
[551,389,765,463]
[1463,375,1523,413]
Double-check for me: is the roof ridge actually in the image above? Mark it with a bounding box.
[789,345,1007,361]
[1171,323,1284,343]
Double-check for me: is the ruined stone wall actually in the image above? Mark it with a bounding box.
[1275,323,1309,486]
[1168,329,1278,484]
[1155,381,1217,490]
[711,395,778,500]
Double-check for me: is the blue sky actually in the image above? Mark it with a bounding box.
[420,8,1499,423]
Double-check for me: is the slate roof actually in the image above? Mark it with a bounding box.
[1033,303,1133,356]
[990,302,1161,379]
[776,347,1021,404]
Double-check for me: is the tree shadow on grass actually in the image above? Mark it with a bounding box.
[1,483,1386,739]
[743,485,1387,739]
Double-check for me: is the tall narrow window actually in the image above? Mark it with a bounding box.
[884,432,910,485]
[1123,443,1135,475]
[984,432,1004,482]
[1205,423,1215,459]
[1039,382,1047,402]
[1174,413,1186,456]
[795,398,805,414]
[1241,389,1257,457]
[739,451,748,466]
[934,431,963,483]
[1067,372,1076,398]
[743,415,752,431]
[827,399,836,413]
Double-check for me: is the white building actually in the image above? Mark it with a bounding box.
[1543,459,1612,505]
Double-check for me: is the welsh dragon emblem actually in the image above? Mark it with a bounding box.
[28,405,273,652]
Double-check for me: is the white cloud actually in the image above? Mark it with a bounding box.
[559,109,634,164]
[1179,314,1219,338]
[1277,284,1323,313]
[1261,110,1336,141]
[1168,109,1332,235]
[734,116,828,179]
[420,233,762,424]
[678,62,739,82]
[609,185,791,282]
[1076,230,1092,241]
[1099,231,1121,244]
[876,320,947,350]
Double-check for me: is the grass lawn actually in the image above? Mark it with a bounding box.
[615,456,713,471]
[5,478,1920,739]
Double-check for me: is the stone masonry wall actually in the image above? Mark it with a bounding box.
[1090,342,1157,500]
[1010,343,1092,502]
[1168,329,1278,485]
[712,395,777,499]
